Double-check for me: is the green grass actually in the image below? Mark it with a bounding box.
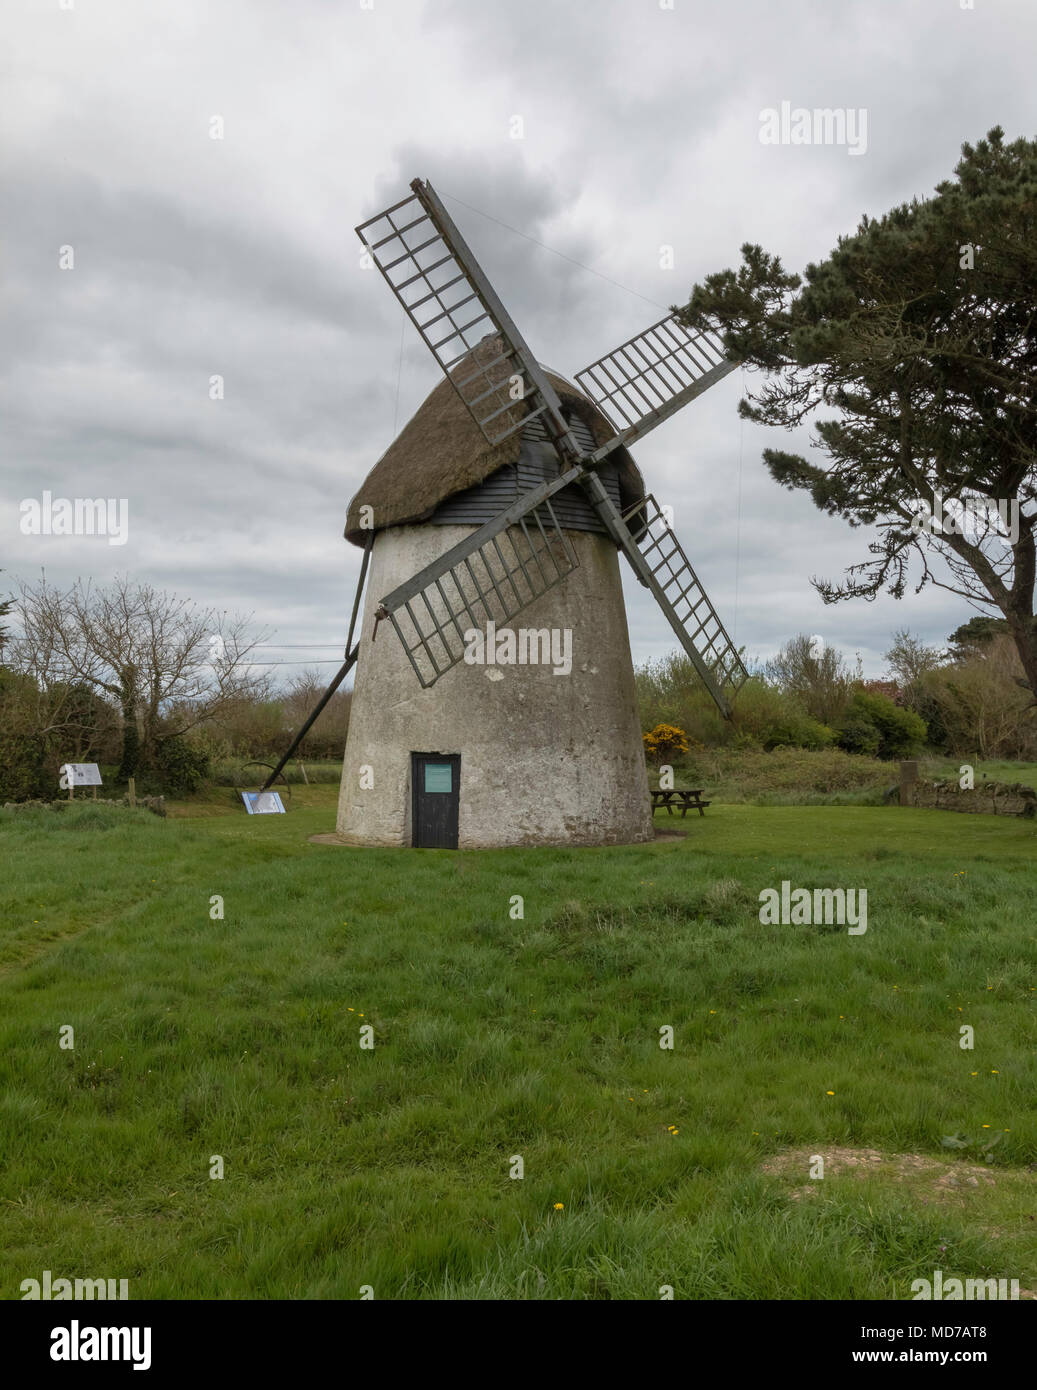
[921,757,1037,791]
[1,791,1035,1299]
[207,758,343,787]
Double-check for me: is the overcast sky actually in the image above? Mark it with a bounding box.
[3,0,1034,685]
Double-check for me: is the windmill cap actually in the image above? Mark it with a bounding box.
[344,334,644,544]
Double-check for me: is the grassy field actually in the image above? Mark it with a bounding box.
[921,757,1037,791]
[1,786,1035,1300]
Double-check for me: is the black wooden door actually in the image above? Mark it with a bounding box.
[411,753,460,849]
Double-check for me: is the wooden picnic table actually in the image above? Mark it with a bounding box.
[651,788,711,818]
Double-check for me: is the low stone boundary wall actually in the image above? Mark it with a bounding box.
[2,795,167,817]
[901,774,1036,817]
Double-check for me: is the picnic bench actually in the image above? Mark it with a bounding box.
[651,788,711,818]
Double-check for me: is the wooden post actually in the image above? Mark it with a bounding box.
[92,785,97,800]
[298,762,309,785]
[899,760,919,807]
[128,777,136,808]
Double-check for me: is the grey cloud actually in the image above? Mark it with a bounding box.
[3,0,1033,687]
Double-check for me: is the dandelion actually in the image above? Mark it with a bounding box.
[981,1124,991,1129]
[991,1069,999,1074]
[826,1090,835,1096]
[553,1202,564,1210]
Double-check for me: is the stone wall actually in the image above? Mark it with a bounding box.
[905,779,1036,817]
[2,796,167,817]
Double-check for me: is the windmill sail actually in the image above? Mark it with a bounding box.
[575,313,736,452]
[579,475,749,716]
[356,180,579,459]
[357,175,748,716]
[375,467,584,688]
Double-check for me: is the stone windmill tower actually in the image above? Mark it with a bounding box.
[331,178,748,849]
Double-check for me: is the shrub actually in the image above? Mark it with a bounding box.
[636,658,836,753]
[837,715,881,758]
[837,689,926,760]
[0,669,50,801]
[0,727,48,802]
[643,723,692,764]
[728,679,835,751]
[905,636,1037,759]
[153,734,211,794]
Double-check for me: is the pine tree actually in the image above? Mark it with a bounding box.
[678,128,1037,694]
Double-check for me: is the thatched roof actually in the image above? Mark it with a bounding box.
[344,335,644,545]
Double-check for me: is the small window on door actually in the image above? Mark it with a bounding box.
[424,762,453,794]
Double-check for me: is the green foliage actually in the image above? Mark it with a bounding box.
[0,669,49,802]
[838,690,927,760]
[153,734,211,794]
[0,726,48,803]
[836,715,881,758]
[947,615,1012,658]
[637,656,834,752]
[732,680,835,750]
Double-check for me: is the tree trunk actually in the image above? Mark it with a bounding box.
[1004,603,1037,701]
[116,665,141,782]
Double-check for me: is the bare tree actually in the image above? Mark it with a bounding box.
[765,633,853,725]
[281,667,351,759]
[9,575,271,779]
[883,629,946,687]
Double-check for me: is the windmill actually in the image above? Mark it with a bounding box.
[269,178,749,847]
